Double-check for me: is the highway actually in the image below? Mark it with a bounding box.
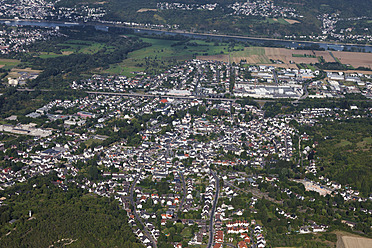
[206,170,219,248]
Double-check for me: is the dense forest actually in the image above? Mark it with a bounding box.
[0,174,143,248]
[300,118,372,196]
[276,0,372,17]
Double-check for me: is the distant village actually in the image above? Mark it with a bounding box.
[0,0,371,43]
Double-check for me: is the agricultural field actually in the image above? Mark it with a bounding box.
[0,59,20,70]
[197,54,230,63]
[265,48,335,65]
[229,47,271,64]
[197,47,338,68]
[335,231,372,248]
[332,51,372,68]
[266,48,372,69]
[96,34,372,76]
[103,37,236,76]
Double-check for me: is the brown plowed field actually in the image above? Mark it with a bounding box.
[333,51,372,68]
[196,47,372,70]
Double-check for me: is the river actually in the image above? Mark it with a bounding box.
[1,20,372,53]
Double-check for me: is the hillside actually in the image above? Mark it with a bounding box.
[54,0,372,40]
[0,175,143,248]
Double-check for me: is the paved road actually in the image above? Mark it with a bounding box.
[130,170,157,248]
[17,88,372,103]
[206,170,220,248]
[86,91,238,102]
[178,171,186,214]
[273,70,279,85]
[224,180,282,205]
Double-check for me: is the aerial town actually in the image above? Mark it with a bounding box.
[0,0,371,248]
[0,90,371,247]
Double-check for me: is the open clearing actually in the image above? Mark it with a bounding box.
[137,8,157,13]
[285,19,301,24]
[38,51,74,59]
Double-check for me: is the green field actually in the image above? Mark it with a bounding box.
[357,137,372,147]
[0,59,20,70]
[85,138,104,148]
[103,36,234,76]
[36,40,115,59]
[335,139,352,147]
[306,64,317,71]
[60,40,115,54]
